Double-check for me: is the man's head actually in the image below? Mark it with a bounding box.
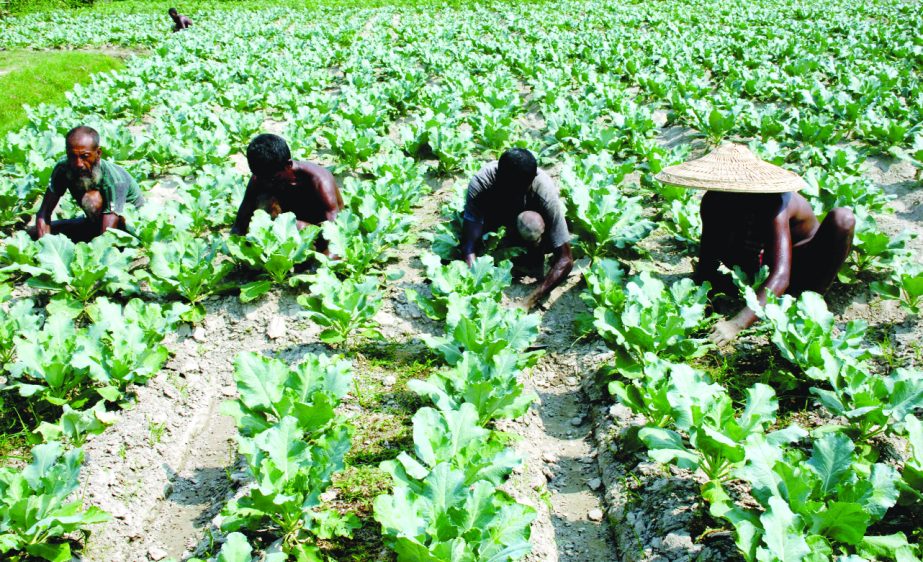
[168,7,178,18]
[65,126,103,188]
[247,134,295,185]
[517,211,545,247]
[497,148,537,194]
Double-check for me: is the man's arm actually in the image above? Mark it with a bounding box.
[524,243,573,309]
[33,190,62,239]
[318,175,344,223]
[230,179,258,235]
[711,211,792,345]
[460,218,484,267]
[304,172,344,256]
[99,213,122,235]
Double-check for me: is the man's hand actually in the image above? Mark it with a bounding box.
[709,318,744,347]
[515,288,544,311]
[464,252,476,268]
[35,219,51,239]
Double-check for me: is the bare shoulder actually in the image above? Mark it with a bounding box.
[785,192,817,221]
[296,161,336,185]
[295,161,341,208]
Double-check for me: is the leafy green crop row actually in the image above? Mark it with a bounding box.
[370,252,540,560]
[0,273,185,559]
[198,352,358,560]
[581,259,922,559]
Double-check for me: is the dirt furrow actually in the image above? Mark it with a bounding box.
[502,269,617,562]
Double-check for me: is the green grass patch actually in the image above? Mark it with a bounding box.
[0,50,125,136]
[347,413,413,466]
[332,465,391,514]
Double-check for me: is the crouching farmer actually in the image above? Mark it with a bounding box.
[460,148,574,309]
[231,134,344,255]
[656,143,855,346]
[29,126,144,242]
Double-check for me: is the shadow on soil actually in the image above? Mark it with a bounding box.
[163,464,235,527]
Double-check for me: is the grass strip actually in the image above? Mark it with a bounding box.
[0,49,125,136]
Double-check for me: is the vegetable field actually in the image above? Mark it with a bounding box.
[0,0,921,561]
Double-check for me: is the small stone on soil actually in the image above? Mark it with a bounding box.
[587,477,602,491]
[587,508,604,522]
[192,326,207,342]
[382,374,397,387]
[148,545,168,561]
[570,416,584,426]
[541,452,558,464]
[267,316,286,339]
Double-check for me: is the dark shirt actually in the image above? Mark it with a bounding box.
[463,161,570,250]
[48,159,144,216]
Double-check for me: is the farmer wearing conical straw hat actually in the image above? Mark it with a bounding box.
[656,144,856,345]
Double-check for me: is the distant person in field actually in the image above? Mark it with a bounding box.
[29,126,144,243]
[231,134,344,255]
[460,148,573,309]
[656,143,855,346]
[169,8,192,32]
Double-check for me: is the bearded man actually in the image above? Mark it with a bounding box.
[29,126,145,242]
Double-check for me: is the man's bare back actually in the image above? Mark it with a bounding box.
[232,162,342,233]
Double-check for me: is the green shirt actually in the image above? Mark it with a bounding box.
[48,159,144,215]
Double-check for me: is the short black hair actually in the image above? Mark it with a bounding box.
[168,7,178,15]
[247,134,291,177]
[65,126,100,149]
[498,148,537,182]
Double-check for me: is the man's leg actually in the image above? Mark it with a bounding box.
[55,218,100,243]
[790,207,856,294]
[27,218,97,243]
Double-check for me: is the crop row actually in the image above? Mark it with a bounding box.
[579,260,922,558]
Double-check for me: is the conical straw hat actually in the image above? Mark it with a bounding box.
[655,143,806,193]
